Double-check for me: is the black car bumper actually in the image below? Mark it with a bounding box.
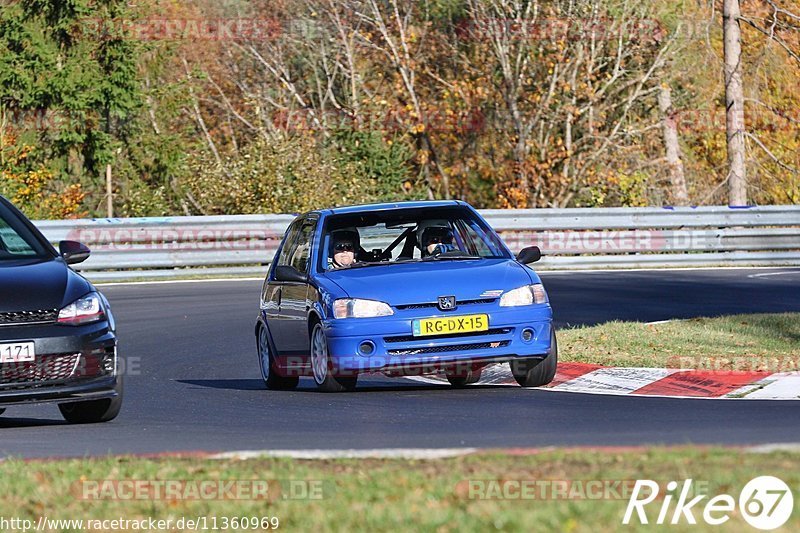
[0,375,120,407]
[0,320,119,406]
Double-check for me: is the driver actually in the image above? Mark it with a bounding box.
[417,221,456,257]
[328,228,360,269]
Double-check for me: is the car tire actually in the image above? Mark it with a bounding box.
[58,374,124,424]
[510,329,558,387]
[310,322,357,392]
[257,323,299,390]
[446,368,482,387]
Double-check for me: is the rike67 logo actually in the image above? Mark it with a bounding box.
[623,476,794,530]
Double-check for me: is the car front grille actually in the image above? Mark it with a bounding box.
[0,353,80,387]
[0,309,59,326]
[387,340,510,356]
[384,328,512,344]
[394,298,496,311]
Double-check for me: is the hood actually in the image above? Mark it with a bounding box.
[0,258,93,312]
[323,258,533,305]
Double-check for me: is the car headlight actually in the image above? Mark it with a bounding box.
[333,299,394,319]
[499,284,549,307]
[58,292,105,325]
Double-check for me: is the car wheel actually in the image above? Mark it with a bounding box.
[58,374,124,424]
[311,322,357,392]
[446,367,482,387]
[510,329,558,387]
[258,324,299,390]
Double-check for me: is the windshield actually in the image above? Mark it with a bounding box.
[319,206,510,271]
[0,201,51,260]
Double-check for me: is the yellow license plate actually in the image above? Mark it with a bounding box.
[412,314,489,337]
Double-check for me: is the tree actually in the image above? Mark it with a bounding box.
[723,0,747,205]
[658,84,688,205]
[0,0,142,211]
[466,0,679,207]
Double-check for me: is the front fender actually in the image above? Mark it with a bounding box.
[309,275,348,321]
[309,300,327,323]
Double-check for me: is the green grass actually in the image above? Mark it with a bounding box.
[0,449,798,532]
[559,313,800,369]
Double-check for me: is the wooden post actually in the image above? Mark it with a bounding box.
[723,0,747,206]
[106,163,113,218]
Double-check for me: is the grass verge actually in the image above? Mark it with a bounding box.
[559,313,800,370]
[0,448,798,532]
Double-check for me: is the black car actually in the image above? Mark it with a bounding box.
[0,196,122,423]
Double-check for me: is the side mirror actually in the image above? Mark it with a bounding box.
[516,246,541,264]
[274,265,308,283]
[59,240,91,265]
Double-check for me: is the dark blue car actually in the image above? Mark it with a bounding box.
[0,195,121,422]
[256,201,555,392]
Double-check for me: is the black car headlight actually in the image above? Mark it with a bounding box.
[58,292,105,325]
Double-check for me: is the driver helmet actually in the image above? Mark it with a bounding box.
[329,227,360,267]
[416,220,454,256]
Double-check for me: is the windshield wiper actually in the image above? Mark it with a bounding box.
[423,253,482,261]
[347,259,419,269]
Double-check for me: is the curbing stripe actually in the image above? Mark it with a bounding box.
[736,373,800,400]
[209,448,479,460]
[404,362,797,400]
[551,367,678,395]
[548,362,605,387]
[10,444,800,462]
[633,370,769,397]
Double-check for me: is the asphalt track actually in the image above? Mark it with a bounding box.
[2,268,800,458]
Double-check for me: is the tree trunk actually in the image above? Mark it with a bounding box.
[105,164,113,218]
[657,85,689,205]
[723,0,747,206]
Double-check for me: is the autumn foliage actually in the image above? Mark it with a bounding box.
[0,0,798,218]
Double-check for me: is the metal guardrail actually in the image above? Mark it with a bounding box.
[34,206,800,281]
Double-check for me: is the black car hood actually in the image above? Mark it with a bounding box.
[0,258,93,312]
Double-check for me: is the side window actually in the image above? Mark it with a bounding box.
[276,221,302,267]
[455,219,492,256]
[0,220,36,256]
[289,221,316,273]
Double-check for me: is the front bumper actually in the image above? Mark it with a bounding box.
[0,376,120,407]
[0,320,118,406]
[322,304,553,375]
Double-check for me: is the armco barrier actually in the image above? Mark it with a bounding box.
[34,206,800,281]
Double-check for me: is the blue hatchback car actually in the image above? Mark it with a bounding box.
[255,201,556,392]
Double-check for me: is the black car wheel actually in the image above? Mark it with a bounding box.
[446,367,482,387]
[510,330,558,387]
[310,322,357,392]
[58,374,123,424]
[257,324,299,390]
